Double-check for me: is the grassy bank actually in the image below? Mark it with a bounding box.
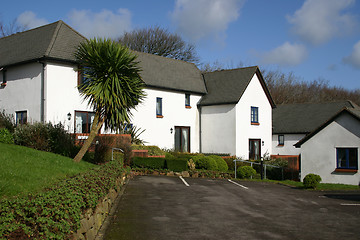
[0,143,96,198]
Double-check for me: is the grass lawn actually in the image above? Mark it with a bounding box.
[275,179,360,190]
[0,143,96,198]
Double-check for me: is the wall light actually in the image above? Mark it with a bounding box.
[170,128,173,134]
[67,112,72,121]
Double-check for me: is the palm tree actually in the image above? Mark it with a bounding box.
[73,38,145,163]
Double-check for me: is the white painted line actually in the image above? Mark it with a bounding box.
[341,203,360,206]
[179,176,190,187]
[228,179,249,189]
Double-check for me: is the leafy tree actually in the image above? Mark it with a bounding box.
[73,38,145,163]
[118,26,199,63]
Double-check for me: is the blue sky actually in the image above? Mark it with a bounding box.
[1,0,360,90]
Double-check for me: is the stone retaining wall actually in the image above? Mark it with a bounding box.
[72,172,129,240]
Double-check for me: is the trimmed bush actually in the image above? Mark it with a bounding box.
[166,158,188,172]
[192,155,217,171]
[0,159,127,239]
[131,157,166,169]
[0,128,14,144]
[209,155,228,172]
[237,166,256,179]
[303,173,322,189]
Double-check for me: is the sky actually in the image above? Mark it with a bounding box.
[1,0,360,90]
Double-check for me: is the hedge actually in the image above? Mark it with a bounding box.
[0,159,127,239]
[131,157,166,169]
[166,158,188,172]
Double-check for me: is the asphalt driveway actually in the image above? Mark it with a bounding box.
[100,176,360,240]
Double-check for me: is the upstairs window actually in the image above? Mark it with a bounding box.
[337,148,358,170]
[1,69,7,86]
[251,106,259,125]
[16,111,27,125]
[156,97,163,118]
[75,111,95,133]
[278,135,284,146]
[185,94,191,108]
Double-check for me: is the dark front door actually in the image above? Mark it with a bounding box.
[249,139,261,160]
[175,126,190,152]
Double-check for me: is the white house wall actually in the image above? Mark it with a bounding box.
[300,113,360,185]
[0,63,43,122]
[131,88,201,152]
[272,134,304,156]
[200,104,236,155]
[236,74,272,159]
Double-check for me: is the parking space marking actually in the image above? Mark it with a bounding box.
[340,203,360,206]
[228,179,249,189]
[179,176,190,187]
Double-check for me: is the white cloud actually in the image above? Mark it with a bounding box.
[68,8,132,39]
[343,41,360,69]
[170,0,244,43]
[16,11,49,29]
[260,42,308,66]
[287,0,357,45]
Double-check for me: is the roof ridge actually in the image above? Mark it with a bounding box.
[45,21,63,57]
[133,50,199,68]
[0,20,60,41]
[204,66,258,74]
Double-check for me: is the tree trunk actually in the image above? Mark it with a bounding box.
[73,114,105,163]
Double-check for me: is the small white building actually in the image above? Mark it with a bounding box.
[295,108,360,185]
[272,101,356,157]
[199,67,275,159]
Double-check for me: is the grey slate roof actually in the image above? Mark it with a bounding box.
[199,66,275,107]
[0,21,86,67]
[273,100,356,134]
[135,51,206,94]
[295,106,360,147]
[0,21,206,94]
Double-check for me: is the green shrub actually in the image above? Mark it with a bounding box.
[237,166,256,179]
[303,173,322,189]
[209,155,228,172]
[13,122,75,156]
[166,158,188,172]
[0,110,15,133]
[131,157,166,169]
[0,128,14,144]
[193,155,217,171]
[0,159,127,239]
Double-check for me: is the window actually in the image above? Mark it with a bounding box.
[16,111,27,125]
[278,135,284,146]
[251,106,259,124]
[336,148,358,170]
[75,111,95,133]
[185,94,191,108]
[77,66,90,87]
[156,97,163,117]
[1,70,6,86]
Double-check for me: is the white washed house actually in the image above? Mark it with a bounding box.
[199,67,275,159]
[295,108,360,185]
[0,21,275,156]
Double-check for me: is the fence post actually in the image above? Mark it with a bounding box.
[234,160,237,179]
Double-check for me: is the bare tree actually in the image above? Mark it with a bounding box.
[262,69,360,106]
[0,18,27,37]
[118,26,199,64]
